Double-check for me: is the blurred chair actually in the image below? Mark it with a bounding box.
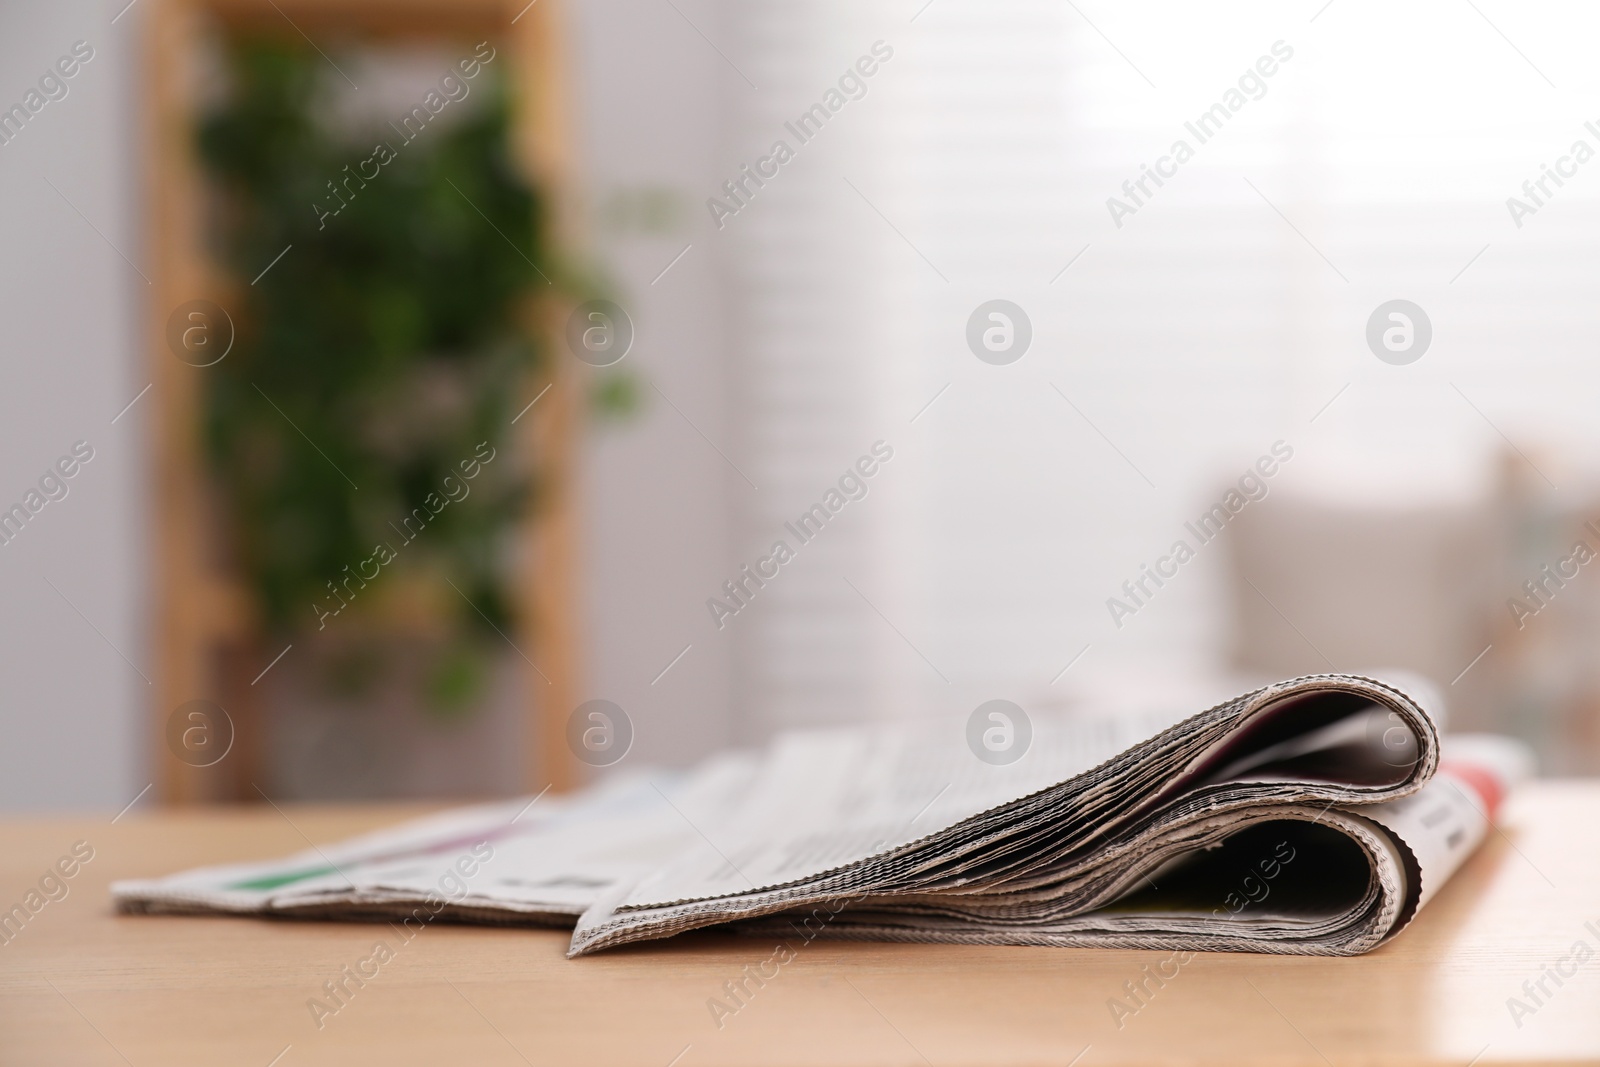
[1224,479,1501,730]
[1226,450,1600,773]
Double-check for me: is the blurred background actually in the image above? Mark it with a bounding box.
[4,0,1600,813]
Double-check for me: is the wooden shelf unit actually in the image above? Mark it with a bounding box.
[142,0,582,803]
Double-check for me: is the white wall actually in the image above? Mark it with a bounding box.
[0,1,145,811]
[568,0,737,770]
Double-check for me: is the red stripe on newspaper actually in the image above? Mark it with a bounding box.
[1439,761,1504,820]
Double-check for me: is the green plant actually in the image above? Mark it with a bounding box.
[197,39,549,712]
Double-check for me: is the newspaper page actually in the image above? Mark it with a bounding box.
[114,673,1529,960]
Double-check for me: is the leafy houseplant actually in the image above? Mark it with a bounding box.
[197,39,549,713]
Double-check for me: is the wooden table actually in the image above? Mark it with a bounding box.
[2,783,1597,1066]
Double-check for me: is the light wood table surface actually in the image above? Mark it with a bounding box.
[2,782,1597,1066]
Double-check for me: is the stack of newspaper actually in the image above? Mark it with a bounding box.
[115,673,1531,957]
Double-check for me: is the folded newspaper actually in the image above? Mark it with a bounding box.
[115,673,1532,957]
